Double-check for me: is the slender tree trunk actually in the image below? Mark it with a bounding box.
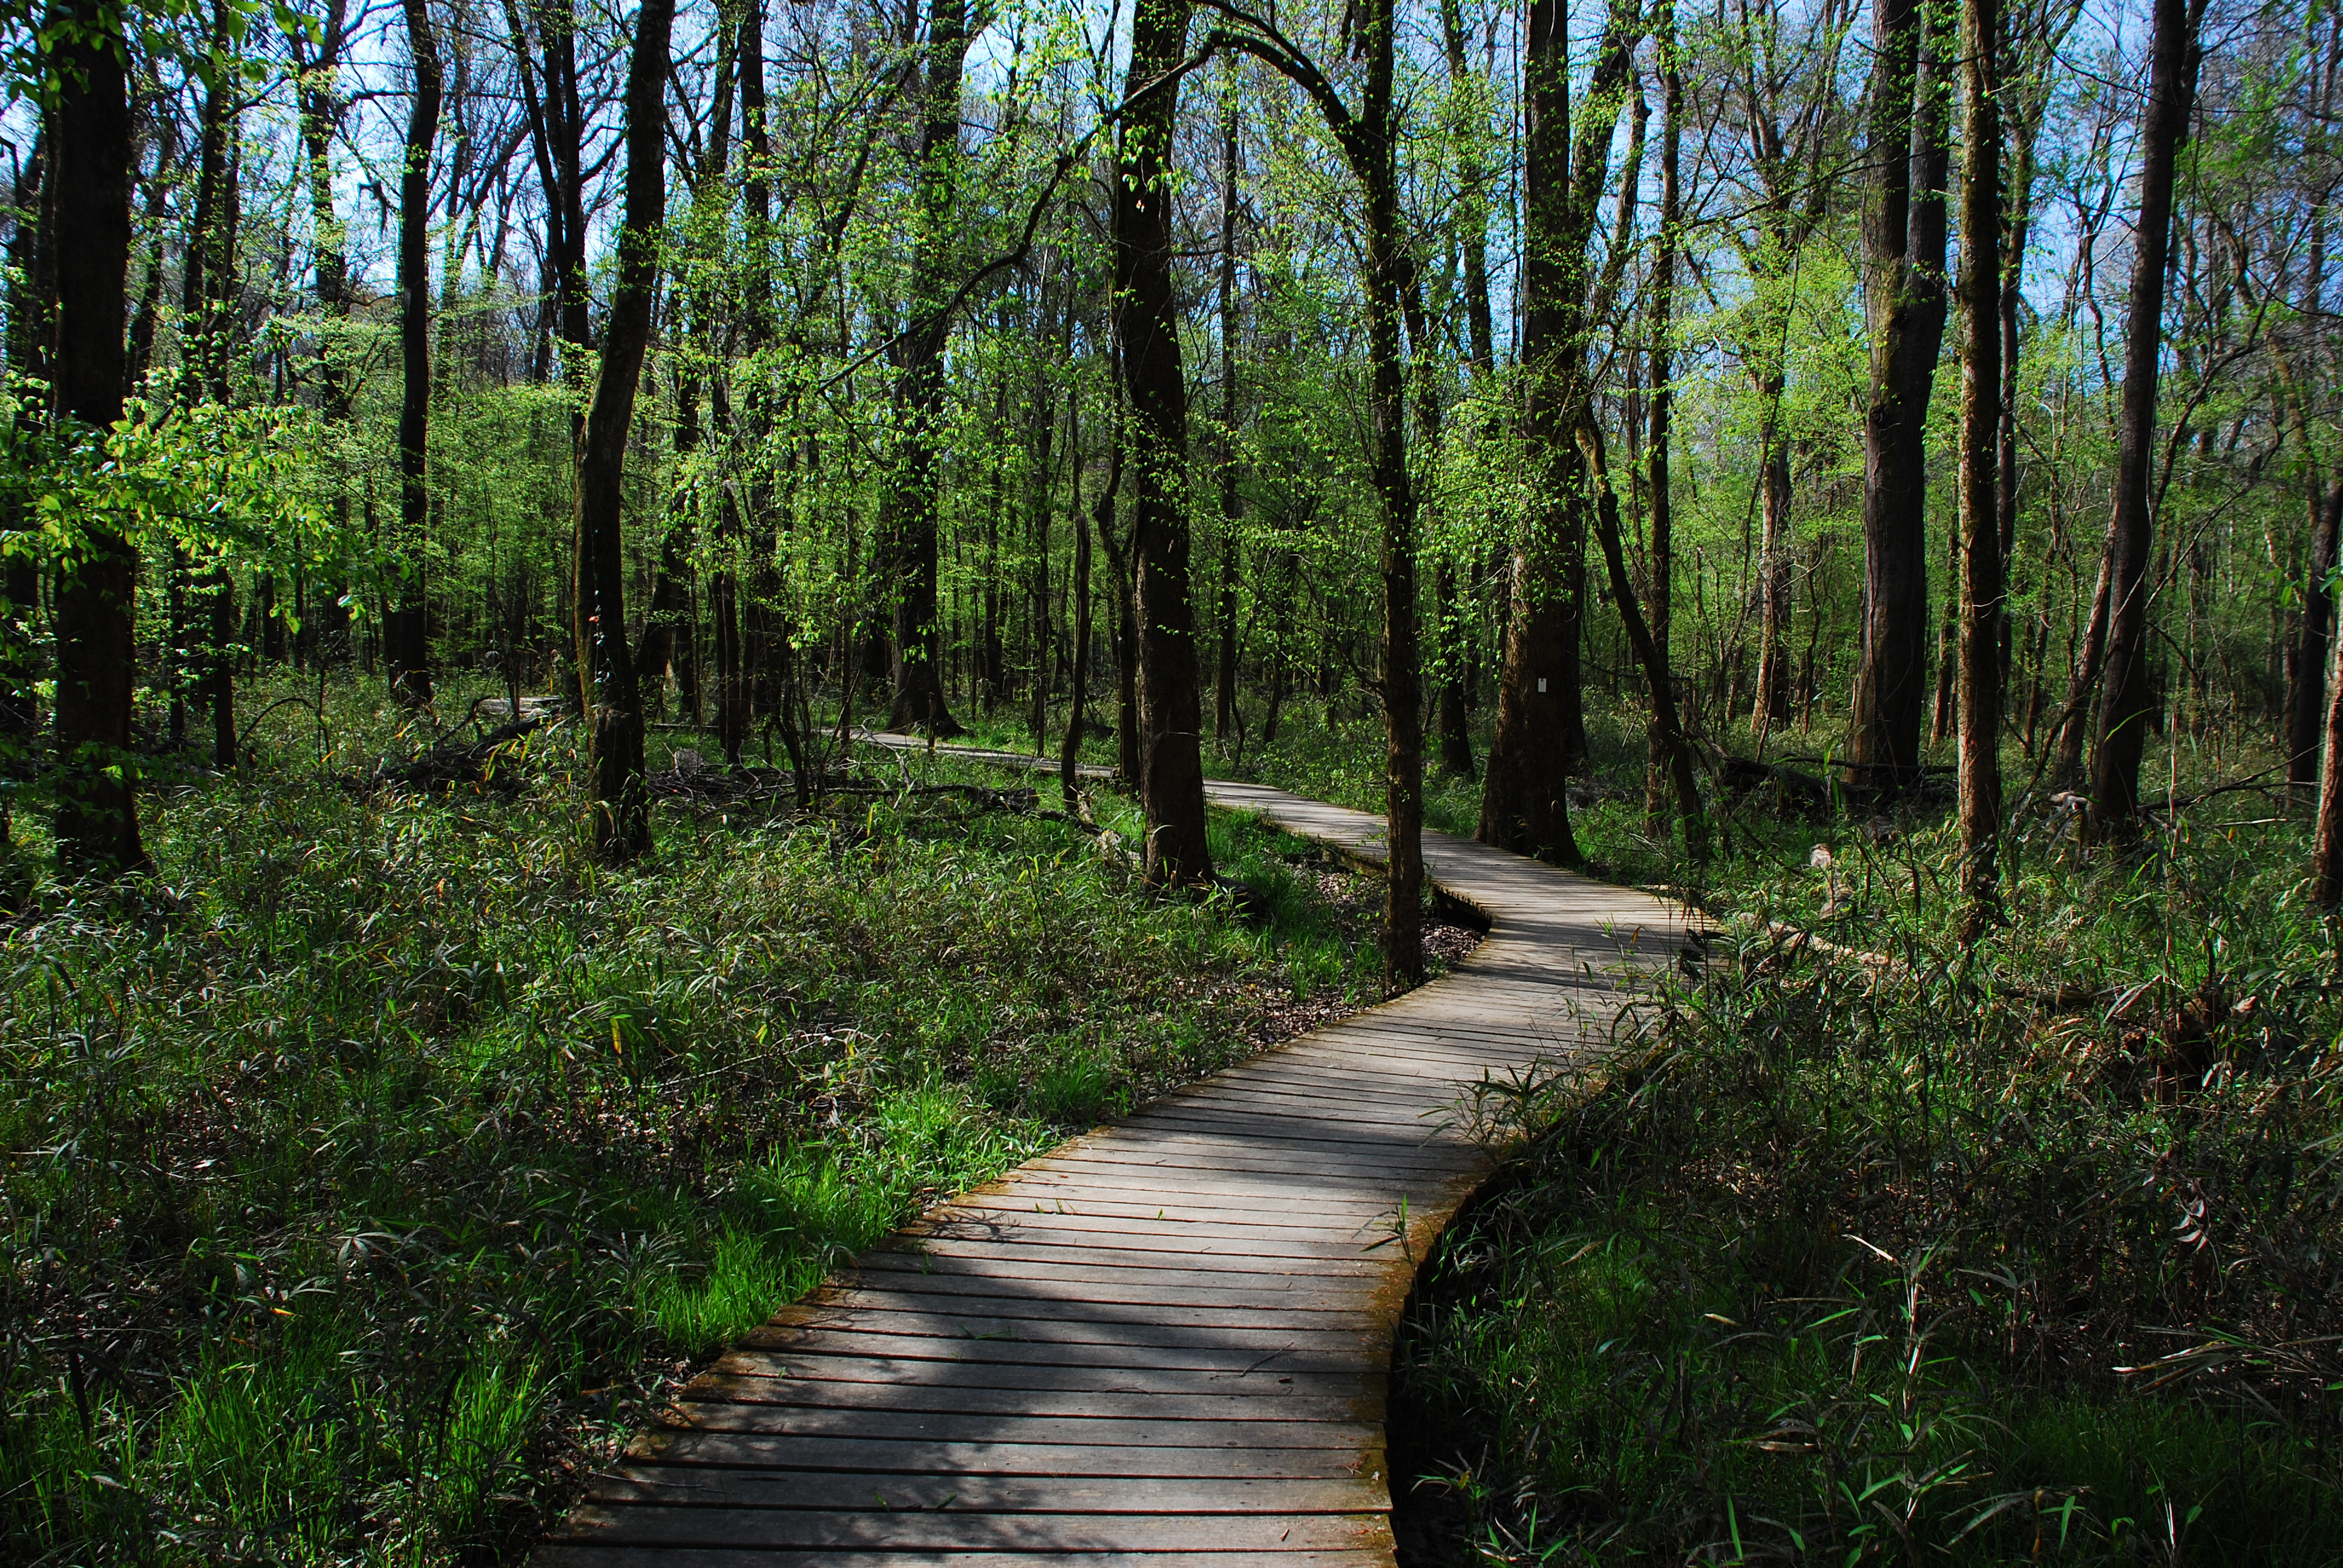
[882,0,969,734]
[2091,0,2204,833]
[1957,0,2004,932]
[1850,0,1950,791]
[1213,102,1241,749]
[1435,0,1489,779]
[2292,482,2343,785]
[388,0,441,707]
[50,0,146,874]
[0,134,47,814]
[574,0,674,860]
[1064,386,1109,808]
[1115,0,1211,886]
[1645,0,1682,829]
[638,362,701,719]
[1751,423,1794,737]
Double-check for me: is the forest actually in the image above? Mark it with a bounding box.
[6,0,2343,1557]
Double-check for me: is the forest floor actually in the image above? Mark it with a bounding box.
[1207,703,2342,1564]
[0,674,1484,1567]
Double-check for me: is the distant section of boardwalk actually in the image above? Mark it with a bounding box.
[540,746,1700,1567]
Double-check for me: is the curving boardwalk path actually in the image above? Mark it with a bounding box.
[541,757,1699,1567]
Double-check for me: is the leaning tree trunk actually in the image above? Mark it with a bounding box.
[388,0,441,708]
[1583,420,1706,861]
[2091,0,2204,834]
[881,0,970,735]
[50,0,147,875]
[1114,0,1212,886]
[573,0,674,860]
[1957,0,2004,933]
[1850,0,1950,794]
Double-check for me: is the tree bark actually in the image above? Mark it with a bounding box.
[1213,102,1241,749]
[2312,566,2343,906]
[49,0,146,874]
[2091,0,2204,834]
[388,0,441,707]
[1645,0,1682,831]
[1064,385,1110,808]
[1957,0,2004,932]
[881,0,970,735]
[1115,0,1212,886]
[1850,0,1949,792]
[1476,0,1636,862]
[574,0,675,860]
[1432,0,1488,780]
[2291,482,2343,785]
[1355,0,1423,987]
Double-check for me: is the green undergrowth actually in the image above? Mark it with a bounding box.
[0,674,1383,1566]
[1390,734,2343,1564]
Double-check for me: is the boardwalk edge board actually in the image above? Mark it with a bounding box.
[542,745,1698,1566]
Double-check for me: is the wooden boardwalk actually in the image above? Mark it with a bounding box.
[541,760,1697,1567]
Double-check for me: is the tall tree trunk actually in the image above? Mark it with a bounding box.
[1850,0,1949,792]
[1477,0,1636,861]
[1114,0,1211,886]
[643,27,735,724]
[638,361,701,719]
[0,132,47,817]
[1645,0,1682,830]
[1750,419,1794,737]
[1957,0,2004,932]
[50,0,146,874]
[736,1,788,746]
[1352,0,1423,987]
[388,0,441,707]
[882,0,969,735]
[574,0,673,860]
[2292,482,2343,785]
[1063,385,1107,808]
[1213,102,1241,750]
[1432,0,1488,779]
[2091,0,2204,834]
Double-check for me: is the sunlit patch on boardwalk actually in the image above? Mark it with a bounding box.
[538,760,1699,1567]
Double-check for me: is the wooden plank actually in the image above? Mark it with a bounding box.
[581,1468,1381,1514]
[706,1351,1377,1399]
[801,1268,1380,1315]
[648,1406,1381,1448]
[747,1304,1379,1351]
[861,1239,1385,1279]
[542,1547,1386,1567]
[624,1430,1386,1480]
[674,1374,1368,1423]
[554,1504,1389,1552]
[730,1328,1365,1374]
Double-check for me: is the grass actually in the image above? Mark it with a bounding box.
[1385,707,2343,1564]
[0,670,1390,1566]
